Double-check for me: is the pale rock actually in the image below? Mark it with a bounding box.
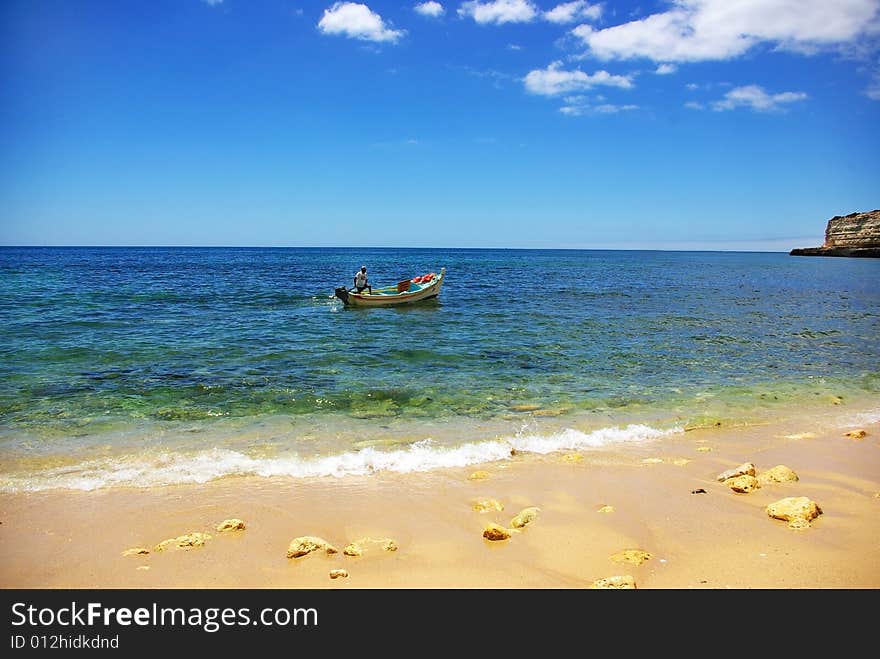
[597,505,614,514]
[216,518,246,532]
[155,532,211,551]
[122,547,150,557]
[590,575,637,589]
[561,453,583,463]
[468,470,491,481]
[766,496,822,529]
[845,429,867,439]
[329,569,349,579]
[287,536,338,559]
[343,543,363,557]
[382,539,399,552]
[726,475,761,494]
[472,498,504,513]
[716,462,756,482]
[510,507,540,529]
[757,465,799,485]
[610,549,652,565]
[673,458,692,466]
[696,446,712,453]
[642,458,663,464]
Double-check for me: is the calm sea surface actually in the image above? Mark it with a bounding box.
[1,247,878,490]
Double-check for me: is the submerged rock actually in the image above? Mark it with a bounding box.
[216,518,246,532]
[716,462,756,482]
[591,575,637,589]
[122,547,150,557]
[287,536,338,559]
[845,429,867,439]
[642,458,664,464]
[561,453,584,463]
[673,458,692,466]
[468,470,491,481]
[610,549,652,566]
[382,540,399,552]
[510,507,540,529]
[726,475,761,493]
[696,446,712,453]
[597,505,615,513]
[472,498,504,513]
[757,465,799,485]
[329,569,349,579]
[766,497,822,529]
[483,524,511,541]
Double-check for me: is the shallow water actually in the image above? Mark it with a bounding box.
[1,247,878,489]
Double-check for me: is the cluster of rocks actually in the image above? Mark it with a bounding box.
[716,462,822,529]
[286,534,399,580]
[122,518,246,557]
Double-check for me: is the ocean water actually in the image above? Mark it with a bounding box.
[1,246,878,491]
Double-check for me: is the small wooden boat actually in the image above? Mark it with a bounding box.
[335,268,445,307]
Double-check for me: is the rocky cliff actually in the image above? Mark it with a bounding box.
[790,209,880,257]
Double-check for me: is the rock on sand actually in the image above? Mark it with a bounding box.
[510,507,540,529]
[483,524,511,541]
[726,475,761,493]
[845,429,867,439]
[610,549,652,566]
[472,498,504,513]
[287,536,338,558]
[329,569,349,579]
[716,462,756,482]
[756,465,798,485]
[591,575,637,589]
[766,497,822,529]
[468,470,491,481]
[216,518,246,532]
[122,547,150,557]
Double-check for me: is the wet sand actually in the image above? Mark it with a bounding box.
[1,412,878,589]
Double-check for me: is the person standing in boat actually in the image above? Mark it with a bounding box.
[353,265,371,294]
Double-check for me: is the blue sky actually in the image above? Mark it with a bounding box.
[1,0,878,250]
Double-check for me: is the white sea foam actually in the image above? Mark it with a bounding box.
[0,423,680,492]
[843,409,880,426]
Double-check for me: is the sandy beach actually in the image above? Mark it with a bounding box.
[2,407,877,590]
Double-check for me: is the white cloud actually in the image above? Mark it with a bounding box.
[203,0,223,5]
[559,99,638,115]
[712,84,808,111]
[544,1,602,24]
[414,2,445,17]
[684,100,704,109]
[686,82,699,90]
[458,0,538,25]
[507,43,523,50]
[573,0,880,62]
[524,61,633,96]
[866,68,880,99]
[655,63,677,74]
[318,2,405,43]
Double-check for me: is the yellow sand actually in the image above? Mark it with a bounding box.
[0,416,877,589]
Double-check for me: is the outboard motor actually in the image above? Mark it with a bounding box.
[334,287,349,304]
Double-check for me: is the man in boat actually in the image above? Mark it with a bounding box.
[353,265,371,294]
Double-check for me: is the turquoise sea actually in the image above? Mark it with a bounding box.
[1,247,878,491]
